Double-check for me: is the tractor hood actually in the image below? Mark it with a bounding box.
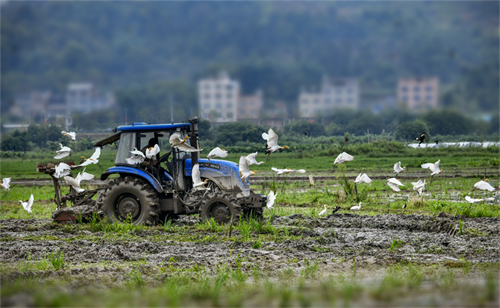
[185,159,250,198]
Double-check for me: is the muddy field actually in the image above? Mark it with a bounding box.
[1,212,499,306]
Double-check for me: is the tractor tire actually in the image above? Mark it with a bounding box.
[199,188,242,224]
[98,176,160,226]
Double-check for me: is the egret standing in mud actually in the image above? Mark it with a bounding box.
[319,204,327,216]
[350,202,362,211]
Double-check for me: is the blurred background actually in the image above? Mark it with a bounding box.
[1,1,498,149]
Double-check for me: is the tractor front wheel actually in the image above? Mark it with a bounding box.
[98,176,160,225]
[199,190,242,224]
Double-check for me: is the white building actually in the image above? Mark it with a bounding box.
[198,71,240,124]
[298,76,359,118]
[66,83,114,114]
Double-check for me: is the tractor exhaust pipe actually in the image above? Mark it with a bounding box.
[189,116,200,166]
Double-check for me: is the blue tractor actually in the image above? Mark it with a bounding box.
[94,117,266,225]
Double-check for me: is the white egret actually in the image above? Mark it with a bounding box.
[394,162,405,174]
[319,204,327,216]
[350,202,362,211]
[54,143,72,159]
[64,168,94,193]
[271,167,306,175]
[239,156,257,181]
[20,194,34,213]
[386,178,404,192]
[207,147,228,161]
[0,177,11,191]
[474,180,495,192]
[465,196,484,204]
[192,164,210,191]
[333,152,354,165]
[309,175,315,186]
[169,133,202,152]
[354,173,372,184]
[246,152,264,166]
[61,131,76,140]
[262,128,290,159]
[54,163,71,178]
[126,147,145,164]
[266,191,277,209]
[130,147,145,158]
[79,147,101,167]
[421,160,442,176]
[145,144,160,159]
[411,179,426,194]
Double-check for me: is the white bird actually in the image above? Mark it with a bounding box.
[0,177,11,191]
[411,179,426,194]
[61,131,76,140]
[319,204,327,216]
[354,173,372,184]
[262,128,290,155]
[271,167,306,175]
[145,144,160,159]
[169,133,202,152]
[309,175,315,186]
[20,194,34,213]
[79,147,101,167]
[246,152,264,166]
[333,152,354,165]
[266,191,277,209]
[239,156,257,181]
[474,180,495,192]
[465,196,484,204]
[350,202,362,211]
[421,160,442,176]
[207,147,228,161]
[192,164,210,190]
[394,162,406,174]
[54,163,71,178]
[387,178,405,192]
[126,147,145,164]
[54,143,72,159]
[64,168,94,193]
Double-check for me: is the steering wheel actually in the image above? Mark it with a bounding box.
[159,150,172,163]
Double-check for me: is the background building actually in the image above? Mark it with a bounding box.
[238,90,263,124]
[397,77,439,111]
[66,83,114,114]
[198,71,239,124]
[298,76,359,118]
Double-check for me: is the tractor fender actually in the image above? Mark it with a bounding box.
[100,166,164,193]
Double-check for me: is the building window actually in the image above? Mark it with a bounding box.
[204,84,210,90]
[204,103,210,109]
[413,86,420,92]
[313,108,320,113]
[401,86,408,93]
[216,84,221,90]
[426,95,433,101]
[227,93,232,99]
[302,99,308,104]
[204,94,210,99]
[347,98,353,104]
[251,110,258,116]
[314,98,320,104]
[347,88,353,94]
[336,98,342,104]
[324,99,331,104]
[217,112,222,117]
[226,112,233,119]
[402,96,408,102]
[226,103,233,108]
[215,103,222,109]
[226,84,233,91]
[425,86,433,92]
[414,95,420,101]
[336,89,342,94]
[215,93,221,99]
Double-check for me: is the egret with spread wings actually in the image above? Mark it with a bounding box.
[169,133,202,152]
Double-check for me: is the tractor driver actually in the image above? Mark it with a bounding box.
[141,138,160,178]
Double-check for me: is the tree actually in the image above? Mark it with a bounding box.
[395,120,429,141]
[215,122,267,145]
[283,120,326,137]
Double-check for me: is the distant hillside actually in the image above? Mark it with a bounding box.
[1,1,498,113]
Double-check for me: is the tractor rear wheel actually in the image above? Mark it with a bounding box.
[98,176,160,226]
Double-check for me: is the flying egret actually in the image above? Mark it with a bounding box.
[415,132,426,145]
[266,191,277,209]
[271,167,306,175]
[474,180,495,192]
[309,175,315,186]
[333,152,354,165]
[79,147,101,167]
[169,133,202,152]
[421,160,442,176]
[354,173,372,184]
[207,147,228,161]
[262,128,290,160]
[387,178,404,192]
[411,179,426,194]
[54,143,72,159]
[239,156,257,181]
[465,196,484,204]
[246,152,264,166]
[126,147,145,164]
[350,202,362,211]
[319,204,327,216]
[20,194,34,213]
[192,164,210,191]
[145,144,160,159]
[61,131,76,140]
[64,168,94,193]
[0,177,11,191]
[394,162,406,174]
[54,163,71,178]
